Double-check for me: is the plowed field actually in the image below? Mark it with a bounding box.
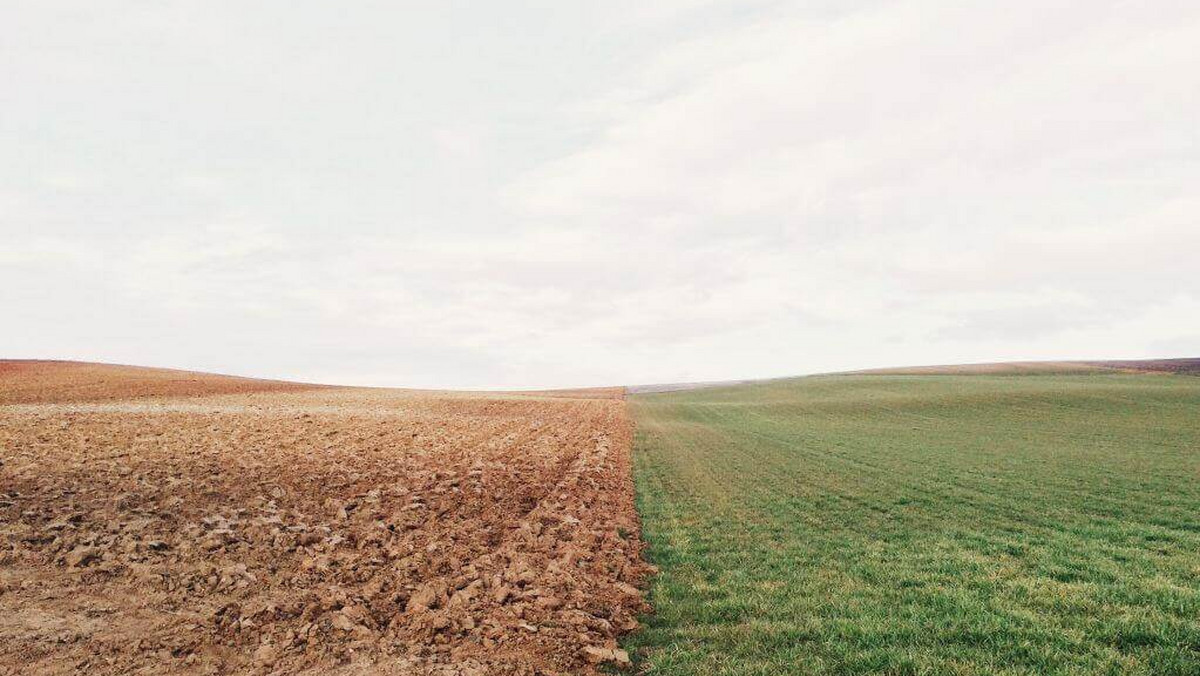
[0,362,650,675]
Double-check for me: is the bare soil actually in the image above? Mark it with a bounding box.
[0,363,650,675]
[0,361,318,405]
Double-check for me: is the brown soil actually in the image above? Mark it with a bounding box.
[0,363,651,675]
[0,360,318,405]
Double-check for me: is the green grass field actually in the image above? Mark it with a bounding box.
[625,374,1200,675]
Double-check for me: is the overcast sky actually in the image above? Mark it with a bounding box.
[3,1,1198,389]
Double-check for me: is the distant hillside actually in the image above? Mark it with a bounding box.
[0,360,628,404]
[0,360,318,405]
[844,358,1200,376]
[1083,358,1200,375]
[629,358,1200,395]
[627,379,760,395]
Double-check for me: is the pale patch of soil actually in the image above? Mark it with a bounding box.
[0,364,650,675]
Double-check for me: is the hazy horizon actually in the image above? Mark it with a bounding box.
[4,1,1198,389]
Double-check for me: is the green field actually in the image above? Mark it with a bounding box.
[625,374,1200,675]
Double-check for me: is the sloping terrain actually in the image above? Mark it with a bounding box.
[1084,358,1200,375]
[626,380,760,395]
[627,358,1200,394]
[0,363,650,675]
[845,360,1110,375]
[627,374,1200,674]
[844,357,1200,376]
[0,360,317,405]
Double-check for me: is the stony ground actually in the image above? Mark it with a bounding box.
[0,362,650,675]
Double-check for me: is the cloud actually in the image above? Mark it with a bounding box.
[1,1,1197,387]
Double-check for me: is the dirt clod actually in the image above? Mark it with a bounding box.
[65,546,101,568]
[582,646,632,668]
[0,361,651,675]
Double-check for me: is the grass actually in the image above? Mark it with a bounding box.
[625,374,1200,675]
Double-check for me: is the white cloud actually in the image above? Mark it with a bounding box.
[1,1,1197,388]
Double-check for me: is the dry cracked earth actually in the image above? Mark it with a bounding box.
[0,361,651,675]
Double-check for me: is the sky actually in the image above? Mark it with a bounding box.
[2,1,1198,389]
